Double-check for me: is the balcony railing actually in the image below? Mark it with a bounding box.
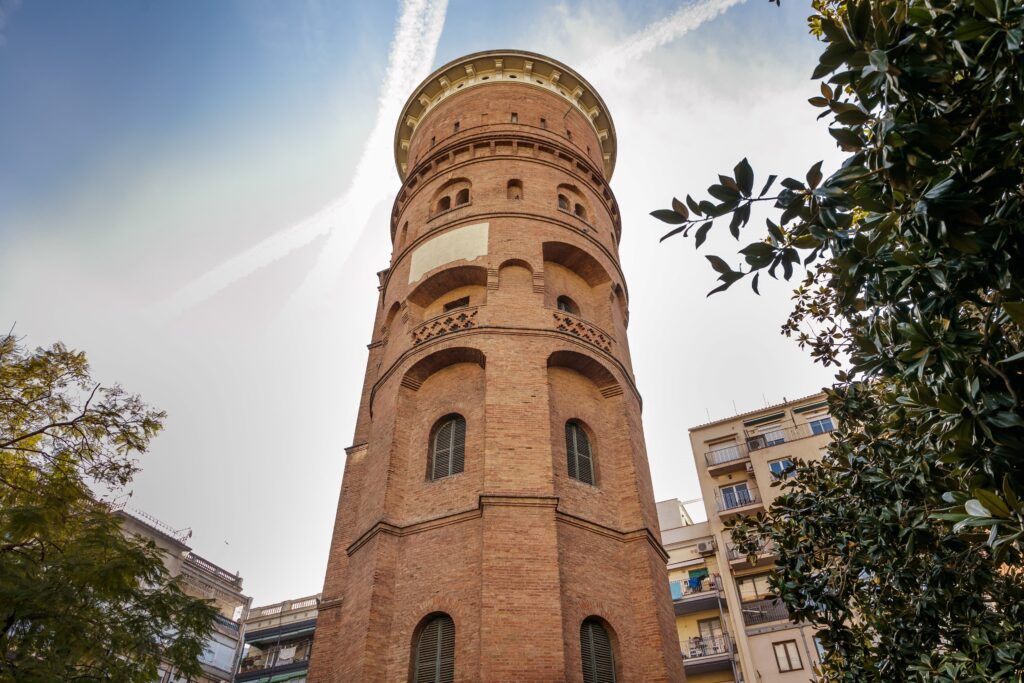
[410,307,478,345]
[725,540,775,562]
[704,443,748,468]
[552,311,613,353]
[185,552,242,588]
[671,574,721,600]
[740,598,790,626]
[715,488,761,513]
[682,634,732,660]
[744,420,834,452]
[238,640,313,673]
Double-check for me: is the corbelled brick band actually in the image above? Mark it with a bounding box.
[308,50,684,682]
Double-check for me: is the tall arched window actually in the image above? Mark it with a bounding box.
[556,296,579,315]
[436,196,451,213]
[565,420,594,485]
[507,179,523,200]
[412,613,455,683]
[428,415,466,480]
[558,194,570,211]
[455,188,470,206]
[580,618,616,683]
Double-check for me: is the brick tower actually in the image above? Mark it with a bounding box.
[308,50,684,682]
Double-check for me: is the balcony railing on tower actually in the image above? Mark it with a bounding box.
[410,306,479,345]
[551,310,613,353]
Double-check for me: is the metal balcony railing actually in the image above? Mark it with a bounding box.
[682,634,732,660]
[725,540,775,562]
[744,419,834,452]
[671,574,721,600]
[741,598,790,626]
[238,639,313,673]
[704,443,748,467]
[715,487,761,512]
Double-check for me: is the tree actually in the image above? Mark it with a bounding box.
[654,0,1024,680]
[0,332,217,681]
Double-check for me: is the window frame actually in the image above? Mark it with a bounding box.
[773,639,803,673]
[427,415,466,481]
[580,618,616,683]
[565,420,596,485]
[412,613,455,683]
[809,416,835,435]
[768,458,795,480]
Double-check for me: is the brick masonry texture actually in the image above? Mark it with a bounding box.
[308,56,684,682]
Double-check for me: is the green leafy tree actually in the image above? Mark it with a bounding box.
[654,0,1023,680]
[0,332,217,681]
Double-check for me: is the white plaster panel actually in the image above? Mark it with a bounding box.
[409,222,489,283]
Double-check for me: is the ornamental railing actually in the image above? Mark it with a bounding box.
[552,311,613,353]
[410,307,479,345]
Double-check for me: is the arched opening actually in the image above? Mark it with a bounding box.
[557,184,591,223]
[574,203,587,220]
[558,194,570,211]
[580,617,617,683]
[411,613,455,683]
[547,350,621,398]
[400,222,410,246]
[431,178,471,217]
[542,243,612,287]
[507,179,523,200]
[407,265,488,319]
[455,188,470,206]
[428,414,466,480]
[383,302,402,338]
[402,347,486,392]
[565,420,595,485]
[556,296,580,315]
[436,196,451,213]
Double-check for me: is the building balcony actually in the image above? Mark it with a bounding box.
[740,597,790,628]
[704,443,750,475]
[726,540,776,568]
[671,574,724,615]
[410,306,479,345]
[744,419,834,452]
[551,310,613,354]
[682,635,734,676]
[236,637,314,681]
[715,488,763,519]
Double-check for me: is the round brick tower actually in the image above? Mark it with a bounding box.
[308,50,684,682]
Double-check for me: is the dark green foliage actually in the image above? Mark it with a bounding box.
[654,0,1024,679]
[0,333,217,681]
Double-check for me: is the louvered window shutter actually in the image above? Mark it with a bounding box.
[580,619,616,683]
[414,615,455,683]
[431,420,453,480]
[451,416,465,475]
[566,421,594,485]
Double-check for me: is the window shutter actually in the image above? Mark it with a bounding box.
[414,615,455,683]
[565,422,577,480]
[580,619,616,683]
[431,421,453,480]
[576,425,594,485]
[451,417,465,475]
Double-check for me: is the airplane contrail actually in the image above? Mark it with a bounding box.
[154,0,449,321]
[159,0,742,319]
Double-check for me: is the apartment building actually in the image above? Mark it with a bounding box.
[114,508,250,682]
[235,593,320,683]
[659,392,835,682]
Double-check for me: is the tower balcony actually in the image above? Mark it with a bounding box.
[410,306,479,345]
[551,310,613,354]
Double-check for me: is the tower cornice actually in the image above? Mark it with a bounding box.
[394,49,617,180]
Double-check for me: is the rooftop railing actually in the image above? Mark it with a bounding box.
[185,552,242,588]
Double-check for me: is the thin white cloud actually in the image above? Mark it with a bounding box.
[155,0,449,321]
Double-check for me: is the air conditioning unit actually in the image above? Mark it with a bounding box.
[746,435,767,451]
[697,541,716,555]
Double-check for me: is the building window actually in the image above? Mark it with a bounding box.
[556,296,579,315]
[574,203,587,220]
[580,618,616,683]
[443,297,470,312]
[436,196,451,213]
[507,179,523,200]
[510,112,518,123]
[558,194,570,211]
[565,420,594,485]
[761,424,786,446]
[735,573,772,601]
[719,482,751,510]
[428,415,465,480]
[540,117,547,129]
[809,416,834,434]
[453,121,460,133]
[566,129,572,140]
[768,458,795,480]
[814,636,826,659]
[412,613,455,683]
[431,136,436,147]
[455,188,470,206]
[773,640,803,673]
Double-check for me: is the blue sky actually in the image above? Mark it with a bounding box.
[0,0,838,605]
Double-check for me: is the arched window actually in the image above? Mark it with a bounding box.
[574,203,587,220]
[556,296,579,315]
[565,420,594,485]
[580,618,616,683]
[507,179,523,200]
[455,188,470,206]
[429,415,466,480]
[412,614,455,683]
[558,194,570,211]
[436,196,451,213]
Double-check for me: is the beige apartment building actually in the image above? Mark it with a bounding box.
[236,593,320,683]
[658,393,834,683]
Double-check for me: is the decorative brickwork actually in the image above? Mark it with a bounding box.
[308,50,683,683]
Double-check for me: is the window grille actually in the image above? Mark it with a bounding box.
[429,416,466,480]
[413,614,455,683]
[566,420,594,485]
[580,618,616,683]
